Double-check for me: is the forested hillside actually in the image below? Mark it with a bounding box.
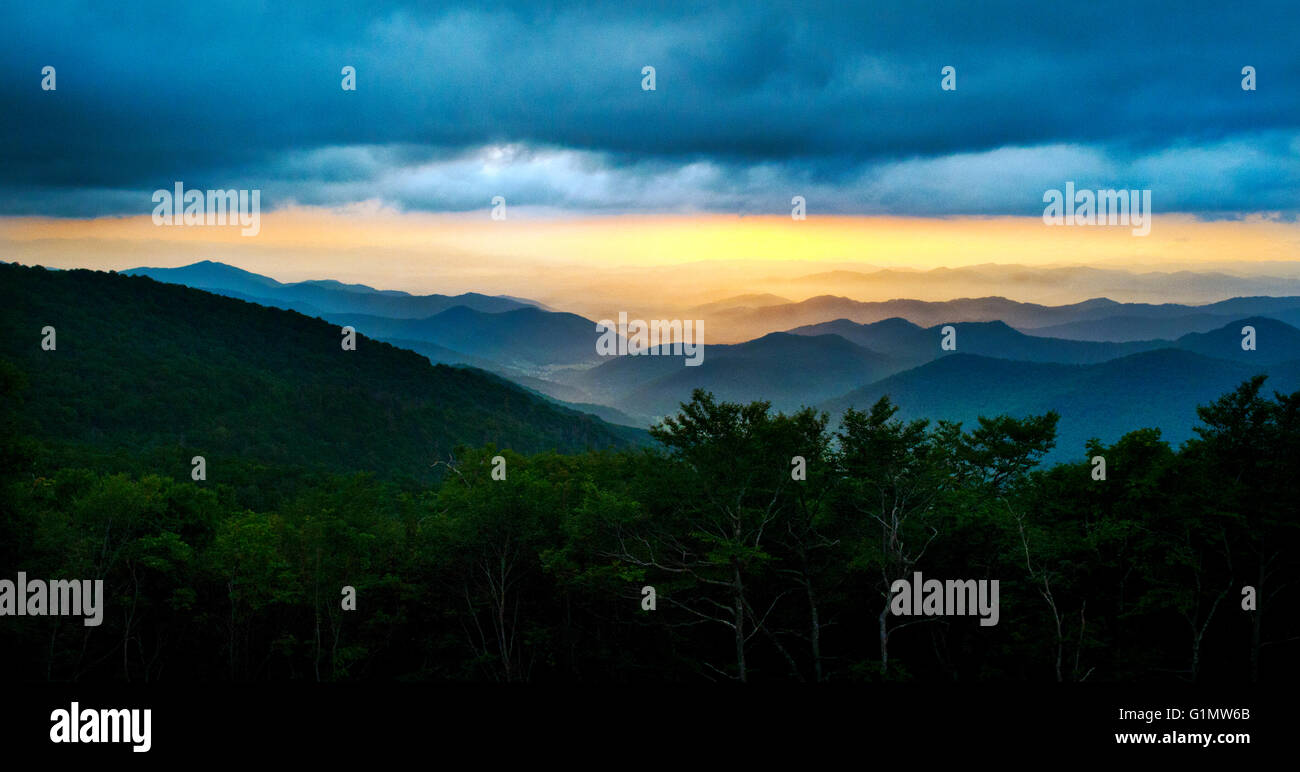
[2,329,1296,682]
[0,263,644,493]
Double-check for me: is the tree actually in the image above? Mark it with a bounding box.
[836,397,952,678]
[609,390,810,682]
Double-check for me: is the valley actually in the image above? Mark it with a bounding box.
[112,260,1300,464]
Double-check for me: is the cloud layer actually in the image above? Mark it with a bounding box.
[2,0,1297,217]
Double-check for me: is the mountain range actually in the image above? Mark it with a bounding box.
[561,315,1299,430]
[700,293,1300,343]
[0,263,645,485]
[110,261,1300,456]
[819,348,1300,463]
[750,263,1300,311]
[125,260,540,318]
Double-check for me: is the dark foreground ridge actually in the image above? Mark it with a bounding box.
[0,262,645,485]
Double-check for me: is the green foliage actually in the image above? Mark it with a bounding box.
[2,266,1298,683]
[0,263,645,497]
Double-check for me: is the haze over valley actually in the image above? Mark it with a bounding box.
[76,258,1298,465]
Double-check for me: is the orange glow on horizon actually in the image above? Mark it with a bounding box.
[3,209,1298,318]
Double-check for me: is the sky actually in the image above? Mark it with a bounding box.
[2,0,1298,309]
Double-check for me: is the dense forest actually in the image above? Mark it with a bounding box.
[0,264,644,487]
[1,264,1298,682]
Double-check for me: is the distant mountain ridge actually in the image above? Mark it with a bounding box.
[555,317,1173,422]
[705,293,1300,343]
[331,305,606,370]
[560,331,898,419]
[124,261,597,375]
[818,347,1300,464]
[787,317,1166,367]
[107,261,1300,465]
[124,260,541,318]
[771,263,1300,308]
[551,314,1300,455]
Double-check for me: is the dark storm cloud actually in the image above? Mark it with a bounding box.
[0,0,1296,216]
